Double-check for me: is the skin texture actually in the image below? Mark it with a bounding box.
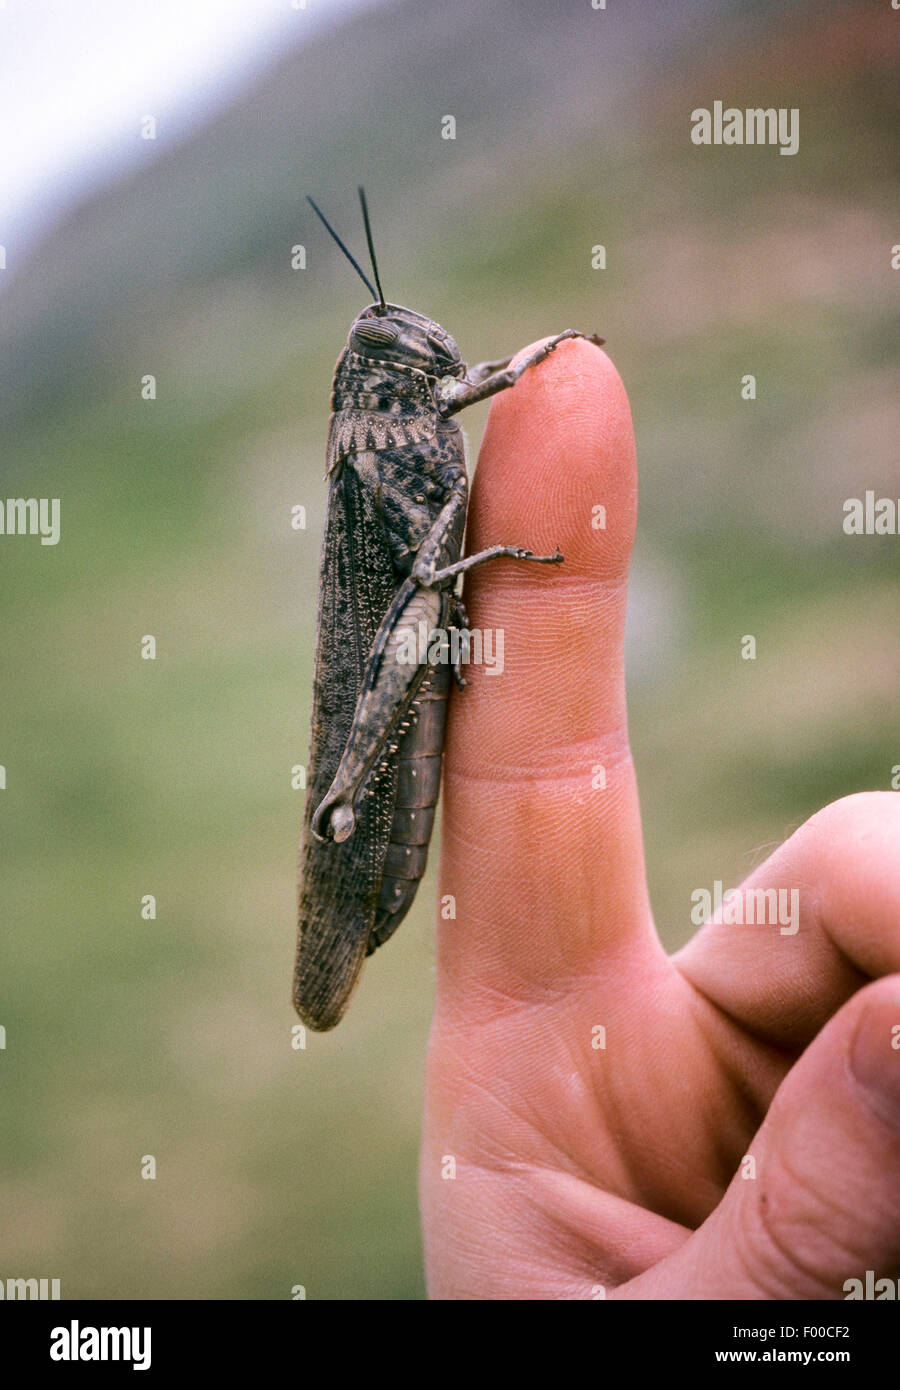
[420,336,900,1300]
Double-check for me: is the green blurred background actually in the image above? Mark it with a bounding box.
[1,0,897,1298]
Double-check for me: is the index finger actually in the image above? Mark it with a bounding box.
[436,336,658,1017]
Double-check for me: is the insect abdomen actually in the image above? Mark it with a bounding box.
[368,660,450,953]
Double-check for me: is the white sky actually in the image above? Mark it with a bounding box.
[0,0,377,262]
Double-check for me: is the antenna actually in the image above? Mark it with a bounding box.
[358,187,386,309]
[306,196,378,303]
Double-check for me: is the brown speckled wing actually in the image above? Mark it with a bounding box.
[294,455,400,1031]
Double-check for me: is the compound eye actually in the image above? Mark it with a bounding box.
[353,321,398,348]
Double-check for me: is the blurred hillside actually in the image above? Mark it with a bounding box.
[0,0,897,1298]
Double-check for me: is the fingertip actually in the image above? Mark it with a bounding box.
[468,336,637,583]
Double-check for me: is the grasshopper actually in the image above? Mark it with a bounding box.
[294,190,602,1030]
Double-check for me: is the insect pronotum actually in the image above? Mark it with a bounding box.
[294,189,603,1030]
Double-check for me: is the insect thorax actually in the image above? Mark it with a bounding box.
[330,348,435,415]
[327,348,447,469]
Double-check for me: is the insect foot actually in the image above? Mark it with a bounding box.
[518,547,564,564]
[543,329,605,357]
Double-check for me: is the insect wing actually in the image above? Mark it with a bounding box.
[294,455,400,1030]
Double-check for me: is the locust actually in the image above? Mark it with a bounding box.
[294,189,602,1031]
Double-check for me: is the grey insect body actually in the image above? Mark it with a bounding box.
[294,192,601,1030]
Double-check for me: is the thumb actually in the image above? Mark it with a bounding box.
[621,977,900,1299]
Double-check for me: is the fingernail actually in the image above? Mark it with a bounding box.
[849,994,900,1129]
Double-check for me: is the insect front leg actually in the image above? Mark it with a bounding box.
[440,330,604,416]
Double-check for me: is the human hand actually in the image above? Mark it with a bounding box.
[420,337,900,1300]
